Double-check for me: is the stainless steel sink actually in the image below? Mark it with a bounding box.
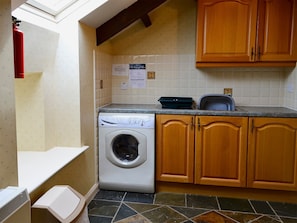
[197,94,235,111]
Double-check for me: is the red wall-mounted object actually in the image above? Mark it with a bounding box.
[13,18,24,79]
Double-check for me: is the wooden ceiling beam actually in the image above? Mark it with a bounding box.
[141,14,152,27]
[96,0,167,45]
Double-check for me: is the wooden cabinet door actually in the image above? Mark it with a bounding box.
[257,0,297,61]
[196,0,258,62]
[156,115,195,183]
[247,118,297,191]
[195,116,248,187]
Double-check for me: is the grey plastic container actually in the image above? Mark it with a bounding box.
[197,94,235,111]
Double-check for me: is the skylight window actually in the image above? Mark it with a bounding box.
[26,0,79,16]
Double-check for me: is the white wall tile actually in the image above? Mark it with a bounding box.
[108,54,287,106]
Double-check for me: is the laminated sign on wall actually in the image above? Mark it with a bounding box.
[112,64,129,76]
[129,64,146,88]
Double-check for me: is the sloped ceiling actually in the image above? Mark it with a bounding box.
[12,0,137,25]
[84,0,167,45]
[12,0,167,45]
[11,0,26,11]
[80,0,138,28]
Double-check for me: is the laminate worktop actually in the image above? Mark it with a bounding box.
[98,104,297,118]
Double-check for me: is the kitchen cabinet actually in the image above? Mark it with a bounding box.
[247,117,297,191]
[196,0,297,67]
[195,116,248,187]
[156,115,195,183]
[156,114,247,186]
[156,114,297,191]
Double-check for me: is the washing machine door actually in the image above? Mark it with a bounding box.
[105,129,147,168]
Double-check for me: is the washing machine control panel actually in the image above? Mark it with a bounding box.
[99,113,155,128]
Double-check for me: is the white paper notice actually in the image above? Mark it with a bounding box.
[129,64,146,88]
[112,64,129,76]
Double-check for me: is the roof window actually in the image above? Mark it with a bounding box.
[26,0,79,16]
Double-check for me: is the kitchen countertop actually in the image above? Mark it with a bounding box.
[98,104,297,118]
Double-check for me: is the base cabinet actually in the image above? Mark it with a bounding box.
[156,115,297,192]
[195,116,248,187]
[156,115,195,183]
[247,118,297,191]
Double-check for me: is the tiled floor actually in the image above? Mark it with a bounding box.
[88,190,297,223]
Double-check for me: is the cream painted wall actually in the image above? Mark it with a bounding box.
[11,0,26,11]
[15,73,46,151]
[0,0,18,188]
[13,18,81,151]
[0,0,101,198]
[14,21,59,151]
[95,0,297,110]
[78,22,98,193]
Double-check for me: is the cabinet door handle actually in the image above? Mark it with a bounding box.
[191,116,195,129]
[251,47,254,60]
[198,118,201,131]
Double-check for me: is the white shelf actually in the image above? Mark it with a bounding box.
[17,146,89,193]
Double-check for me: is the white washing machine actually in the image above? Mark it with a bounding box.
[98,113,155,193]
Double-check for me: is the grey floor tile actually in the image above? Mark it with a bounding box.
[88,200,120,217]
[114,203,137,222]
[218,197,254,213]
[269,202,297,218]
[250,200,275,215]
[114,214,151,223]
[154,192,185,206]
[142,206,187,223]
[220,210,262,222]
[171,206,208,218]
[281,217,297,223]
[249,215,282,223]
[94,190,126,201]
[187,194,219,209]
[124,192,154,204]
[125,202,160,213]
[89,215,113,223]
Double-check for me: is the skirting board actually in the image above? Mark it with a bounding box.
[85,183,99,204]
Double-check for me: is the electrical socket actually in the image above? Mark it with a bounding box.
[224,88,233,96]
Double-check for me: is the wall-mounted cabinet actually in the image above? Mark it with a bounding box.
[196,0,297,67]
[156,114,297,191]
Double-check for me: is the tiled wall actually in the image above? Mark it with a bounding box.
[111,54,286,106]
[95,50,112,107]
[284,68,297,109]
[95,0,296,109]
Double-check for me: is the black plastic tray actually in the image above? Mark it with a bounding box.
[158,97,194,109]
